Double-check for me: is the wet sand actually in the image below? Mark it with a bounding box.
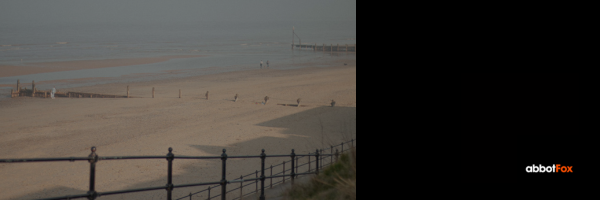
[0,56,356,200]
[0,55,204,78]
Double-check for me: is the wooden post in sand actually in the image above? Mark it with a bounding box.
[127,85,129,98]
[16,79,20,92]
[152,87,155,98]
[179,89,181,98]
[31,80,35,97]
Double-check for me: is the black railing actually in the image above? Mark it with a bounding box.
[0,139,355,200]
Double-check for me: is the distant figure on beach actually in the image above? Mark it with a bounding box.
[331,100,335,107]
[205,91,209,100]
[266,60,269,68]
[264,96,269,105]
[260,60,263,69]
[297,98,301,107]
[234,94,238,102]
[51,86,56,99]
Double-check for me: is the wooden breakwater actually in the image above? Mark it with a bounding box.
[10,79,128,98]
[11,89,128,98]
[293,43,356,52]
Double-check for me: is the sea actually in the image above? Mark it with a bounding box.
[0,19,356,101]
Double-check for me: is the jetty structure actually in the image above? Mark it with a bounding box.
[291,27,356,52]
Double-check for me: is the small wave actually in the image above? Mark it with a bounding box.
[56,42,68,44]
[1,45,11,47]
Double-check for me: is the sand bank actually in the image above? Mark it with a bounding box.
[0,56,356,200]
[0,55,204,78]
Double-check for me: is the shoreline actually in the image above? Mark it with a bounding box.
[0,55,205,78]
[0,53,356,99]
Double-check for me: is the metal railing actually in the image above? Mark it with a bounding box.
[0,139,355,200]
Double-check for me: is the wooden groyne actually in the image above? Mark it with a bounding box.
[11,89,127,98]
[292,43,356,52]
[10,79,128,98]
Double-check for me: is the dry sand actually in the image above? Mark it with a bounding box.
[0,56,356,200]
[0,55,204,78]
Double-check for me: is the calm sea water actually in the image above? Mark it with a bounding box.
[0,20,356,99]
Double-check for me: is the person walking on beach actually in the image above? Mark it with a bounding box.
[266,60,269,68]
[260,60,263,69]
[51,86,56,99]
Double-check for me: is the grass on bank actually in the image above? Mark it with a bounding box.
[283,148,356,200]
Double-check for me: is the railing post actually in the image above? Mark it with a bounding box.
[341,142,344,153]
[290,149,295,185]
[166,147,174,200]
[296,156,298,175]
[87,146,98,200]
[315,149,319,175]
[259,149,266,200]
[330,146,333,165]
[335,149,339,162]
[221,149,227,200]
[308,153,311,172]
[320,149,323,169]
[190,192,192,200]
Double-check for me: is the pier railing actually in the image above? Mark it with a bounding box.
[0,139,355,200]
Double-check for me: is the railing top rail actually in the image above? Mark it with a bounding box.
[100,156,167,160]
[173,156,222,159]
[0,157,90,163]
[0,154,334,163]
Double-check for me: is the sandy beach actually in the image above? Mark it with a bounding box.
[0,55,204,78]
[0,56,356,200]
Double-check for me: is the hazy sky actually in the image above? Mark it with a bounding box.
[0,0,356,25]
